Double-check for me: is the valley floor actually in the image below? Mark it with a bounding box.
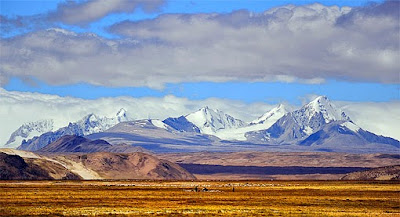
[0,180,399,216]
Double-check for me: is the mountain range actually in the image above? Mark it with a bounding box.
[3,96,399,153]
[14,108,131,151]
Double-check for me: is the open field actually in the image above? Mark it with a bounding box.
[0,181,399,216]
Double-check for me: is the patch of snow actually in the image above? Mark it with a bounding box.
[151,119,168,130]
[341,122,360,132]
[303,126,313,135]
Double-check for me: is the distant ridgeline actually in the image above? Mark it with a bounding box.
[3,96,399,154]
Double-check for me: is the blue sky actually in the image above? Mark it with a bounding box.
[0,0,397,105]
[4,77,399,104]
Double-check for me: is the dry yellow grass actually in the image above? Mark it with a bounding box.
[0,180,399,216]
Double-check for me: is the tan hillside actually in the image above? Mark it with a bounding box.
[341,165,400,180]
[61,152,196,180]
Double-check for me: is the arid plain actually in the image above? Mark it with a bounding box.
[1,180,399,216]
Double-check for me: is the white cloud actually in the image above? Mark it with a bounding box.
[340,101,400,141]
[0,88,399,146]
[1,2,399,88]
[49,0,165,26]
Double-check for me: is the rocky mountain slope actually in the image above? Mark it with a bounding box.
[38,135,147,153]
[0,149,80,180]
[0,148,195,180]
[87,119,220,153]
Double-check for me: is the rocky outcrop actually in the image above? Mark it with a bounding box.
[0,152,80,180]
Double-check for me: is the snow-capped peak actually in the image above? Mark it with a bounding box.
[75,109,133,135]
[185,106,245,135]
[116,108,127,116]
[251,104,288,125]
[116,108,129,122]
[83,113,100,123]
[302,96,350,123]
[291,96,351,135]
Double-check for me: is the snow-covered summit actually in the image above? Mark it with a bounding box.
[305,96,349,122]
[292,96,350,135]
[74,108,133,136]
[185,106,246,135]
[116,108,129,122]
[4,120,54,148]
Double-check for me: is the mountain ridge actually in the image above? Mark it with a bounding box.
[4,120,54,148]
[4,96,399,154]
[38,135,148,153]
[16,109,133,151]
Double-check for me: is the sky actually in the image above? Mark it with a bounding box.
[0,0,399,144]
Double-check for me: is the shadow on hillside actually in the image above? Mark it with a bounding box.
[178,164,370,175]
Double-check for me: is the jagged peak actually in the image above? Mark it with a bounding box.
[116,108,127,117]
[296,95,350,124]
[188,106,222,117]
[20,119,53,127]
[81,113,99,122]
[199,106,216,112]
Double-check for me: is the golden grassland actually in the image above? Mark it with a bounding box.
[0,180,399,216]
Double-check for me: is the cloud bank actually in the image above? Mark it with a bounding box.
[1,88,399,146]
[1,1,399,88]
